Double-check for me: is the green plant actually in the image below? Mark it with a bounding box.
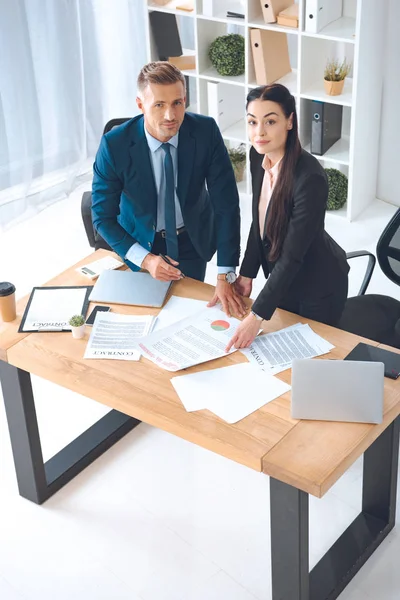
[209,34,245,77]
[69,314,85,327]
[325,168,348,210]
[324,58,352,82]
[228,144,246,182]
[228,144,246,167]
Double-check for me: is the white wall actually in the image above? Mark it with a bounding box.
[377,0,400,206]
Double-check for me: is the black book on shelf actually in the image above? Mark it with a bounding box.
[149,12,183,61]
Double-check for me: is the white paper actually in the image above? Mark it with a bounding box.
[153,296,208,332]
[84,312,155,360]
[171,363,291,424]
[22,287,89,331]
[242,323,334,371]
[138,306,241,371]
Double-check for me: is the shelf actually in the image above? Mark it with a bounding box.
[325,203,348,220]
[144,0,386,222]
[147,0,195,17]
[248,17,299,35]
[305,137,350,166]
[301,77,353,107]
[197,13,245,26]
[198,0,245,24]
[222,119,246,144]
[302,17,356,43]
[199,66,245,86]
[248,69,298,96]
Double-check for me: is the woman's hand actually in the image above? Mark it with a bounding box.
[235,275,253,298]
[225,313,261,352]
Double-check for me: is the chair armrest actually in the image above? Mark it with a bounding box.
[346,251,376,295]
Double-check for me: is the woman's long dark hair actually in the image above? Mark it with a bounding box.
[246,84,301,262]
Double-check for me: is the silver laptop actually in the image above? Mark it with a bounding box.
[89,269,171,308]
[291,359,384,424]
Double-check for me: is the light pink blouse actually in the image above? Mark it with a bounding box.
[258,154,282,237]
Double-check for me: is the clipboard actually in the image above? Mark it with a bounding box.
[18,286,92,333]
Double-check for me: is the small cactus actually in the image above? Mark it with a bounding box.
[69,314,85,327]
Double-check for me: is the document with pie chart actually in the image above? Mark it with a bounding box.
[138,306,241,371]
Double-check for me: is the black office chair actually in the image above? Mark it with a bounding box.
[81,118,131,251]
[339,208,400,348]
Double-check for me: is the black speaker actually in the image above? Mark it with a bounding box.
[311,101,343,156]
[149,12,183,61]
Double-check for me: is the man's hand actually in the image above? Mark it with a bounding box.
[225,313,261,352]
[207,280,247,318]
[235,275,253,298]
[142,254,182,281]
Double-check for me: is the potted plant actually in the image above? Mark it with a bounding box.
[228,144,246,183]
[324,58,351,96]
[325,168,348,210]
[209,34,245,77]
[69,314,86,339]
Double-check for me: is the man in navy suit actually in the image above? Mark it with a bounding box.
[92,61,245,317]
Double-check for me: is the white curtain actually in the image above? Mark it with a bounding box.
[0,0,147,229]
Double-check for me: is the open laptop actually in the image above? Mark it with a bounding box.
[89,269,171,308]
[291,359,384,424]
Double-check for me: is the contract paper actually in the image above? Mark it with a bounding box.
[84,312,156,360]
[241,323,334,372]
[19,286,91,332]
[171,363,291,423]
[138,306,241,371]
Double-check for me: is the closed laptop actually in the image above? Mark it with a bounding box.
[291,359,384,424]
[89,269,171,308]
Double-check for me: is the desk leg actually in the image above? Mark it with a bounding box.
[0,361,140,504]
[270,477,309,599]
[270,417,400,600]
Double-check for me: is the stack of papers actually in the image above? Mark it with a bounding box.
[241,323,334,375]
[84,312,156,360]
[139,305,241,371]
[171,362,291,424]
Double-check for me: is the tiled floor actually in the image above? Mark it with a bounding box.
[0,186,399,600]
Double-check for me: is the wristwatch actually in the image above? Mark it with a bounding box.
[217,271,237,284]
[250,310,263,322]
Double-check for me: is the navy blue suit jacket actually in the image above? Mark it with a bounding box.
[92,113,240,270]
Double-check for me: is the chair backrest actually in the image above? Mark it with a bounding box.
[81,118,131,251]
[377,208,400,286]
[103,118,131,134]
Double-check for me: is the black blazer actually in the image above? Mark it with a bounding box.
[240,148,349,320]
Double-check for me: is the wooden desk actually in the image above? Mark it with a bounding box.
[1,250,399,600]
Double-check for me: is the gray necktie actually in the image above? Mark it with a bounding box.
[162,143,178,260]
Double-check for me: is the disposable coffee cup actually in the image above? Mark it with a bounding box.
[0,282,16,322]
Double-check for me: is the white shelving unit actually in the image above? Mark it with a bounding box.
[144,0,387,220]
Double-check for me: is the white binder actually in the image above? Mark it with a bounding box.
[305,0,343,34]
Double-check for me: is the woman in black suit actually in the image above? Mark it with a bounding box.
[227,84,349,351]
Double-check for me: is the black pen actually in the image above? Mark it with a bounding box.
[160,254,186,278]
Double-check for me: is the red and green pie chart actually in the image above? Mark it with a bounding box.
[211,320,230,331]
